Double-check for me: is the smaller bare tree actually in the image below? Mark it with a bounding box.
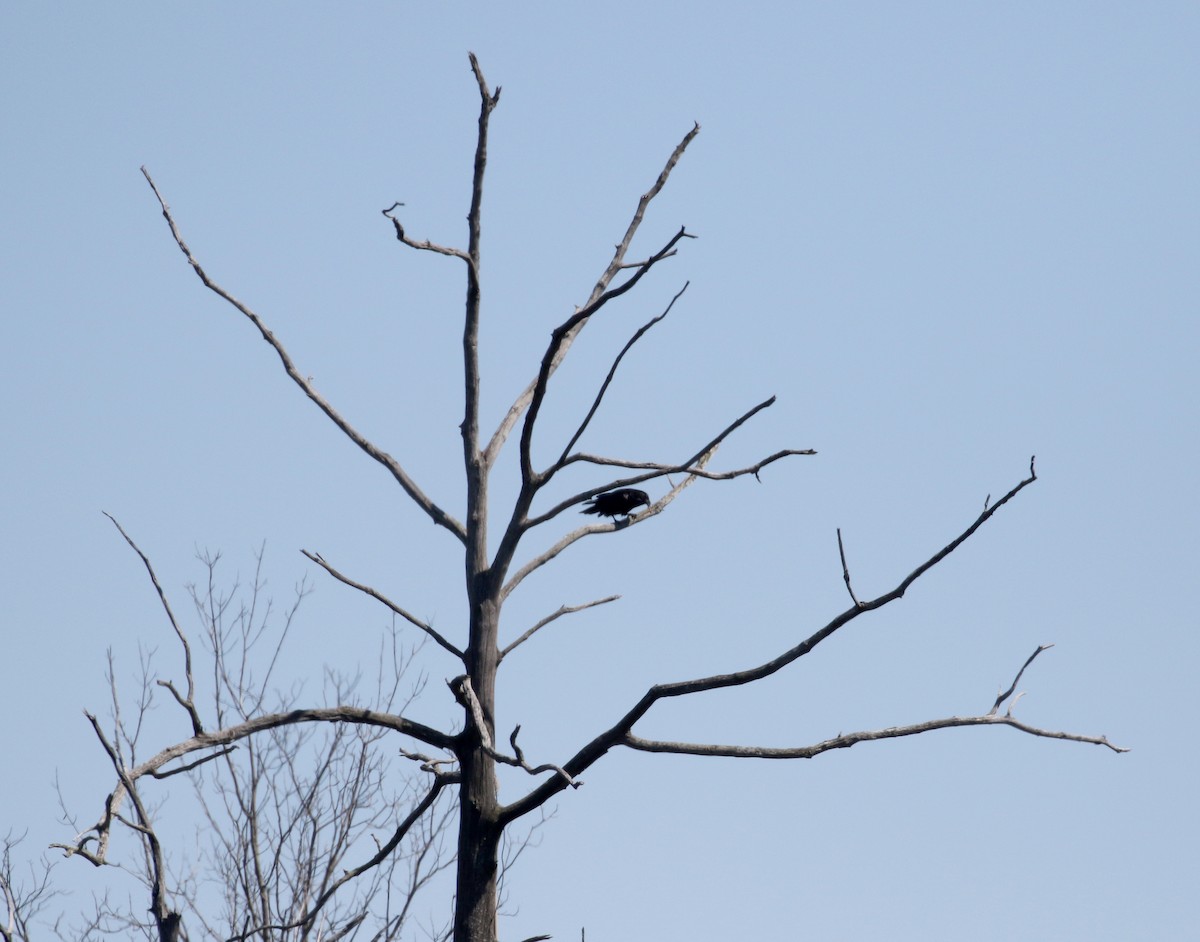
[1,832,60,942]
[51,532,454,942]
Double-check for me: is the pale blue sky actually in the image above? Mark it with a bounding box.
[2,4,1196,940]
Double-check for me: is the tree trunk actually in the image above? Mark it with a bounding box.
[453,748,501,942]
[454,576,502,942]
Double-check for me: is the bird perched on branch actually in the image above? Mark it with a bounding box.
[581,488,651,519]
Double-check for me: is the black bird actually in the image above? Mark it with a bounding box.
[581,488,651,519]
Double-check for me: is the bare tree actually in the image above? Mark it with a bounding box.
[52,54,1124,942]
[1,833,60,942]
[50,539,454,942]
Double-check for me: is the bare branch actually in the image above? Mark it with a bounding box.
[79,713,181,939]
[483,123,701,468]
[147,746,236,779]
[507,726,581,788]
[554,282,689,467]
[518,226,695,487]
[561,446,816,482]
[55,706,456,866]
[499,595,621,662]
[625,644,1127,757]
[624,714,1127,759]
[500,451,715,603]
[449,678,580,788]
[1,832,60,942]
[528,395,814,531]
[104,513,204,736]
[836,528,862,609]
[399,747,460,776]
[224,778,451,942]
[140,167,467,544]
[990,643,1053,715]
[381,202,471,261]
[300,549,464,661]
[499,460,1061,823]
[460,50,502,484]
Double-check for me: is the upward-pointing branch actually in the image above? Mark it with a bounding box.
[140,168,467,545]
[518,226,695,488]
[482,123,701,470]
[554,282,689,469]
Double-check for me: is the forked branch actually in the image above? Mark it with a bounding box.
[555,282,690,468]
[223,777,452,942]
[518,226,695,486]
[500,450,717,602]
[104,513,203,736]
[497,459,1117,823]
[80,712,182,939]
[484,123,701,469]
[625,646,1126,758]
[450,677,579,787]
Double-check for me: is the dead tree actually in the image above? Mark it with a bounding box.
[55,54,1124,942]
[1,833,59,942]
[52,544,453,942]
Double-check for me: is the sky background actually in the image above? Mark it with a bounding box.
[2,3,1197,940]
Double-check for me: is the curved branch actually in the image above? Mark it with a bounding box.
[990,642,1052,714]
[300,550,464,661]
[55,707,456,866]
[517,226,695,487]
[499,460,1048,824]
[140,167,467,545]
[381,202,471,262]
[554,282,689,468]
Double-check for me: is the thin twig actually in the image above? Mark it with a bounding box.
[224,778,451,942]
[529,395,814,529]
[147,747,236,779]
[836,528,862,608]
[555,282,689,466]
[103,513,204,736]
[989,643,1054,716]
